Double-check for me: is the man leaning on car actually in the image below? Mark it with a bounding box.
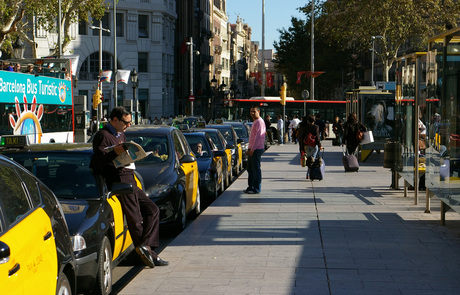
[90,106,169,268]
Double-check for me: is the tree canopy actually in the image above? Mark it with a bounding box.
[313,0,460,81]
[0,0,106,57]
[273,16,353,100]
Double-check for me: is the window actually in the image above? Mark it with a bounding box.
[16,169,41,207]
[138,52,148,72]
[92,13,110,37]
[80,52,120,81]
[138,14,149,38]
[116,13,124,37]
[79,19,87,35]
[0,165,31,228]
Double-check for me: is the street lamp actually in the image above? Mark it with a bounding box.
[371,36,383,86]
[210,75,218,119]
[12,37,25,59]
[130,68,139,124]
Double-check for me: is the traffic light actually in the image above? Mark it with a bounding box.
[280,83,287,105]
[92,89,102,110]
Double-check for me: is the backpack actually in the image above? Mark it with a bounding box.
[303,132,316,147]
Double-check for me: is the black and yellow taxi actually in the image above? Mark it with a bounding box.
[223,121,250,168]
[124,125,200,233]
[207,123,244,175]
[182,131,225,203]
[193,125,233,188]
[0,136,134,295]
[0,153,77,295]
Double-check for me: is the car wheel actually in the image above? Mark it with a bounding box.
[96,236,112,295]
[56,273,71,295]
[174,196,186,234]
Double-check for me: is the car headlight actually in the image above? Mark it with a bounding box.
[242,143,249,151]
[231,148,235,155]
[146,184,173,199]
[71,235,86,252]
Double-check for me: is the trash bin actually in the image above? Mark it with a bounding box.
[384,141,402,170]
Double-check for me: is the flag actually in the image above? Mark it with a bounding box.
[266,72,273,88]
[116,70,131,84]
[297,71,306,84]
[99,70,112,83]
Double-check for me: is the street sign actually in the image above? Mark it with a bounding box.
[189,95,195,101]
[302,89,309,100]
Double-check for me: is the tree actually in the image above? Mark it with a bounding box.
[273,16,353,100]
[314,0,460,81]
[0,0,106,58]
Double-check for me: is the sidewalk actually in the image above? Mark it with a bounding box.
[120,141,460,295]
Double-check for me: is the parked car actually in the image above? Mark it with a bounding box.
[195,128,233,187]
[183,131,225,203]
[124,125,200,233]
[224,121,250,167]
[207,124,244,175]
[0,154,77,295]
[0,137,135,295]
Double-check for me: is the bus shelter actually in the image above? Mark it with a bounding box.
[423,27,460,220]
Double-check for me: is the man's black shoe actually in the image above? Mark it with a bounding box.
[154,257,170,266]
[246,189,259,194]
[136,245,155,268]
[243,188,252,193]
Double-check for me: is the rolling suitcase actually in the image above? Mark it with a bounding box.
[309,149,325,181]
[342,146,359,172]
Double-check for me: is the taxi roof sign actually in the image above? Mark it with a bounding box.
[196,121,206,128]
[214,119,224,124]
[0,135,29,148]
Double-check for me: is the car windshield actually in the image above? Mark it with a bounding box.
[6,153,99,199]
[184,135,211,158]
[125,134,170,163]
[229,124,248,138]
[213,127,234,142]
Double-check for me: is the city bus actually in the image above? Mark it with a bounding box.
[222,96,346,123]
[0,59,74,143]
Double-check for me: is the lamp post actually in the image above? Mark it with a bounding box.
[12,38,25,59]
[219,82,226,119]
[211,75,218,119]
[90,22,110,122]
[371,36,383,86]
[130,68,139,124]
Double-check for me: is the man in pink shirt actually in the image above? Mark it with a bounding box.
[244,106,266,194]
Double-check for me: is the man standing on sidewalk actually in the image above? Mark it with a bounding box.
[277,115,284,145]
[244,106,266,194]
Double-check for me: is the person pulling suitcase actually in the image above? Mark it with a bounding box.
[342,113,366,172]
[297,115,322,179]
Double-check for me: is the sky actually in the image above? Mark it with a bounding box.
[226,0,307,50]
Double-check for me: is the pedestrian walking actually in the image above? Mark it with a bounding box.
[244,106,266,194]
[289,115,301,143]
[315,113,327,140]
[264,115,274,144]
[277,115,284,144]
[342,113,367,155]
[90,106,169,268]
[332,116,344,145]
[297,115,322,179]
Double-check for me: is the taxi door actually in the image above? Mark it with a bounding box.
[108,195,133,260]
[0,164,57,294]
[0,209,57,295]
[173,130,199,213]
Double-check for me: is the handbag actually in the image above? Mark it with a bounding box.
[361,131,374,145]
[303,132,316,147]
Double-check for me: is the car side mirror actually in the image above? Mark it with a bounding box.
[0,241,11,265]
[237,138,244,144]
[109,182,133,198]
[213,150,226,157]
[180,154,196,164]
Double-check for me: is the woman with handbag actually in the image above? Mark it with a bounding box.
[342,113,367,155]
[297,115,321,179]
